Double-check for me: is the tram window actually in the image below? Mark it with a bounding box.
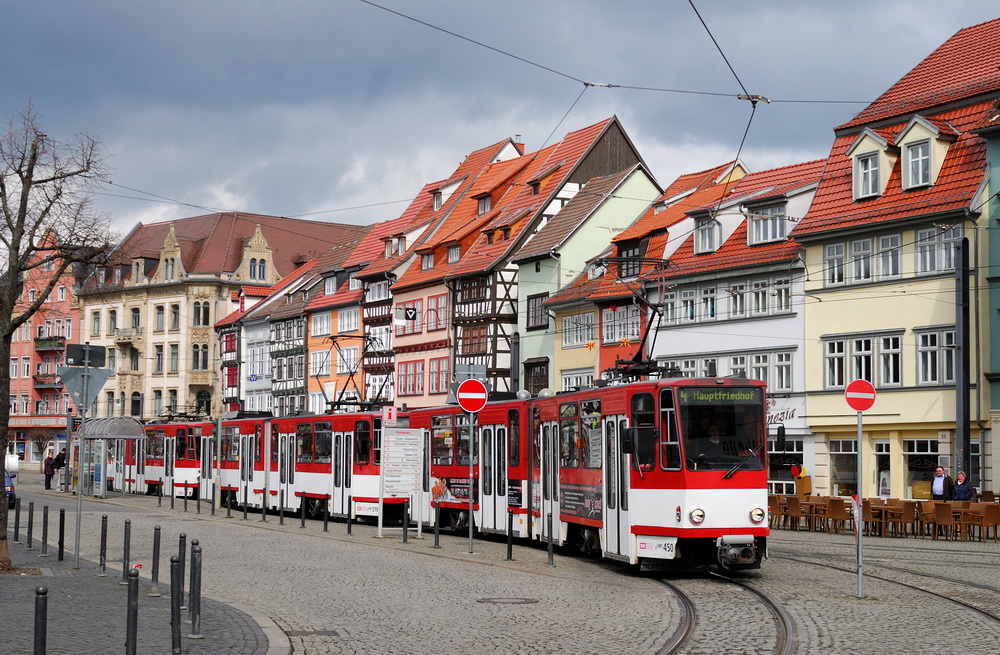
[254,425,262,464]
[497,426,506,496]
[334,435,343,487]
[631,393,656,470]
[223,426,239,462]
[581,400,602,469]
[373,418,383,465]
[606,421,617,510]
[354,420,371,465]
[192,428,202,461]
[297,424,314,463]
[315,422,332,464]
[660,389,681,470]
[176,429,187,460]
[432,414,453,465]
[532,408,541,468]
[508,409,520,467]
[270,425,279,464]
[483,428,493,496]
[457,414,476,465]
[560,402,579,468]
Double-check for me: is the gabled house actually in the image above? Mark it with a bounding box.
[357,138,524,407]
[75,210,369,421]
[792,18,998,498]
[442,117,649,396]
[510,163,661,394]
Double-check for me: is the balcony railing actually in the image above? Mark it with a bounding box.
[32,373,64,388]
[114,327,143,343]
[34,336,66,350]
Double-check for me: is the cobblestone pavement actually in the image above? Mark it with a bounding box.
[7,471,1000,654]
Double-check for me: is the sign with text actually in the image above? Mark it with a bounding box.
[381,428,422,496]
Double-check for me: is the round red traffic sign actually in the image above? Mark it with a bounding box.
[456,379,489,413]
[845,379,876,412]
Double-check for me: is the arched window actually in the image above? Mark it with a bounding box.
[201,345,209,370]
[193,302,202,326]
[258,259,267,280]
[249,259,258,279]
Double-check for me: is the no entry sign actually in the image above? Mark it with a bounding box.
[845,379,876,412]
[457,378,489,413]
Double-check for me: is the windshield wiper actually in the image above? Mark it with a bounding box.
[722,444,762,480]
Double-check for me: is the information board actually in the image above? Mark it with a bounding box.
[381,427,422,496]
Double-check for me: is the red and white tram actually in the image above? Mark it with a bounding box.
[114,375,770,570]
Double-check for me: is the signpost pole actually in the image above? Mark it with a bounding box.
[74,344,91,569]
[468,410,475,554]
[856,409,863,598]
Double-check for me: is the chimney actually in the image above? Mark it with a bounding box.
[514,134,524,155]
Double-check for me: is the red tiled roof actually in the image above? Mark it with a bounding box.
[660,161,741,200]
[114,212,369,280]
[796,103,988,237]
[214,260,317,327]
[839,17,1000,131]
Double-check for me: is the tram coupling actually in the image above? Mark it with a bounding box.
[716,535,757,568]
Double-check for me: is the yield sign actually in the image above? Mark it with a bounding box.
[456,378,489,413]
[845,379,876,412]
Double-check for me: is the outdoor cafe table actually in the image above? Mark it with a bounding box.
[799,497,829,532]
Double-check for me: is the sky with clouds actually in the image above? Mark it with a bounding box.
[4,1,999,233]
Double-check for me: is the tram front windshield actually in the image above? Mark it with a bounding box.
[678,387,765,472]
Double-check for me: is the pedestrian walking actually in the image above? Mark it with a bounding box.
[931,466,953,501]
[53,447,66,492]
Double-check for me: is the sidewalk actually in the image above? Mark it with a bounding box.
[4,472,276,655]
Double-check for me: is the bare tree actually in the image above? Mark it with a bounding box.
[0,104,118,572]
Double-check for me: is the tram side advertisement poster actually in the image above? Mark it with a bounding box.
[560,483,603,521]
[431,477,479,504]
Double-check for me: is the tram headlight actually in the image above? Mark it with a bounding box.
[749,507,766,524]
[689,507,705,524]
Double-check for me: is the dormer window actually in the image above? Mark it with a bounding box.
[448,245,460,263]
[421,253,434,271]
[906,141,930,188]
[857,153,879,198]
[477,195,491,216]
[618,243,641,278]
[695,218,719,254]
[432,192,443,211]
[748,205,787,245]
[529,181,540,195]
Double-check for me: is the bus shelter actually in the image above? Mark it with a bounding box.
[77,416,144,498]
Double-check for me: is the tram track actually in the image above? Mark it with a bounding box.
[775,550,1000,628]
[651,573,793,655]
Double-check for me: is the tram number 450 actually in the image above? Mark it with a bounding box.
[637,536,678,559]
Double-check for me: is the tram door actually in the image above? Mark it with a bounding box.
[164,435,176,498]
[134,439,146,494]
[540,420,560,542]
[479,424,506,531]
[200,432,213,502]
[604,416,630,558]
[874,440,891,498]
[240,432,254,507]
[276,427,295,512]
[331,431,353,516]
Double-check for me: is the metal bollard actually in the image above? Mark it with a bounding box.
[33,587,47,655]
[178,534,188,610]
[58,508,65,561]
[403,499,409,544]
[40,506,50,558]
[196,488,201,515]
[226,489,232,518]
[346,495,352,535]
[158,479,162,507]
[149,526,162,597]
[121,519,132,585]
[187,539,199,623]
[169,556,182,654]
[279,490,285,525]
[125,568,140,655]
[210,481,215,517]
[184,488,188,513]
[13,497,21,543]
[188,544,204,639]
[170,482,175,510]
[99,514,108,576]
[506,509,514,561]
[547,512,555,567]
[323,494,330,532]
[243,491,248,521]
[300,500,306,529]
[260,487,267,523]
[433,503,441,548]
[26,501,34,550]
